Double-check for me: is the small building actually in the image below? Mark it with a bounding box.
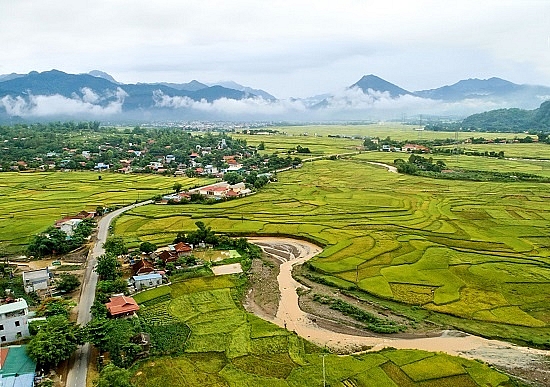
[22,269,50,293]
[0,299,30,343]
[94,162,110,171]
[131,273,162,291]
[59,218,83,236]
[0,345,37,387]
[106,295,139,318]
[173,242,193,256]
[157,250,178,264]
[132,259,155,275]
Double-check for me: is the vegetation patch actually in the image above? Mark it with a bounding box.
[312,294,406,333]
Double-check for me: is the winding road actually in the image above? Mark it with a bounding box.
[65,201,151,387]
[248,237,549,376]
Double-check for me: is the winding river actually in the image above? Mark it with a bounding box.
[247,237,549,374]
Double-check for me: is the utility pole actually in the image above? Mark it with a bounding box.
[322,354,327,387]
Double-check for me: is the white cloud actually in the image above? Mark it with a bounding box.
[1,1,549,99]
[152,90,307,118]
[151,88,509,120]
[0,87,127,117]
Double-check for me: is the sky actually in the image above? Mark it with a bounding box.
[1,0,550,99]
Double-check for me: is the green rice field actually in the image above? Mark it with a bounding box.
[115,155,550,346]
[0,172,210,254]
[132,275,511,387]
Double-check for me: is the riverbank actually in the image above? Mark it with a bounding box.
[245,237,550,386]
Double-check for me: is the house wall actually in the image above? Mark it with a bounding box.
[134,277,162,291]
[0,307,29,343]
[24,278,48,293]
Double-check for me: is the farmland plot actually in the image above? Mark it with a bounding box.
[117,157,550,345]
[132,275,511,387]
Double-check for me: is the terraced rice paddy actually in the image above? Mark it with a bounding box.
[132,275,511,387]
[0,172,209,253]
[116,156,550,345]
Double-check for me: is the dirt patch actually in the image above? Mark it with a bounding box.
[211,263,242,275]
[243,253,281,319]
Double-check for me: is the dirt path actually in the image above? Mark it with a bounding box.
[367,161,398,173]
[247,237,550,384]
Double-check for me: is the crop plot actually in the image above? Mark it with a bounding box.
[0,172,204,253]
[117,156,550,345]
[132,275,511,386]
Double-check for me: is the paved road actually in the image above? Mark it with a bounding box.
[65,200,152,387]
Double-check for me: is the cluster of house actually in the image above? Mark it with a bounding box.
[0,293,44,387]
[381,143,430,153]
[104,242,195,318]
[0,269,52,345]
[161,181,252,203]
[53,210,96,236]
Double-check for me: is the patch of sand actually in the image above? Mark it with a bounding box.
[211,263,243,275]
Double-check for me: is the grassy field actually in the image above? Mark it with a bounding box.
[0,172,211,254]
[115,156,550,346]
[131,275,511,387]
[256,124,522,141]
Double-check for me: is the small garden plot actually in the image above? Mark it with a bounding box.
[194,249,242,263]
[211,263,243,276]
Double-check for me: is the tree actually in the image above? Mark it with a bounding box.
[173,182,183,193]
[257,141,265,150]
[224,172,243,185]
[95,364,134,387]
[35,298,72,318]
[103,236,128,256]
[56,273,80,293]
[139,241,157,254]
[27,315,83,367]
[96,278,128,295]
[86,318,140,368]
[95,253,121,281]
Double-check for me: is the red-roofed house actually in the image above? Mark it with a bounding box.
[174,242,193,256]
[158,250,178,264]
[106,295,139,317]
[132,259,155,275]
[403,144,430,153]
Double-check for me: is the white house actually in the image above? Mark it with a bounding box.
[131,273,162,291]
[22,269,50,293]
[0,299,30,343]
[59,218,83,236]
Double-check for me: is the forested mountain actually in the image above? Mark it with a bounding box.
[461,101,550,132]
[1,69,550,122]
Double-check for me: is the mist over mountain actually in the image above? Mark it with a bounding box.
[351,74,414,98]
[87,70,120,84]
[208,81,276,101]
[0,69,549,122]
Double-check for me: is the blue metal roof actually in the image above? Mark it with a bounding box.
[132,273,161,281]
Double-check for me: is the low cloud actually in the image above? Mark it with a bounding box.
[0,87,127,117]
[152,88,507,120]
[153,90,308,118]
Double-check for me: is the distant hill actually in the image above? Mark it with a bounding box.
[87,70,120,84]
[461,100,550,132]
[159,80,208,91]
[350,74,414,97]
[0,73,25,82]
[415,77,550,109]
[1,69,550,121]
[0,70,254,114]
[209,81,276,100]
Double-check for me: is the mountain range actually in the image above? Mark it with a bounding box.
[1,70,549,121]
